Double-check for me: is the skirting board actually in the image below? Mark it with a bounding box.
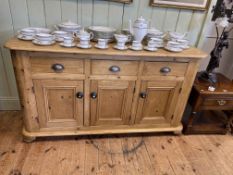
[0,97,21,110]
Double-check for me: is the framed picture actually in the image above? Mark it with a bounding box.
[110,0,133,3]
[150,0,211,11]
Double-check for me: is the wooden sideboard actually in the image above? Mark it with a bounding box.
[5,38,207,142]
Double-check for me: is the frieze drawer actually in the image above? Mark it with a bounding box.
[91,60,139,76]
[30,57,84,74]
[143,62,188,77]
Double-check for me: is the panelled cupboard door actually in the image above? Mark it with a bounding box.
[33,79,84,130]
[90,80,135,126]
[135,80,183,125]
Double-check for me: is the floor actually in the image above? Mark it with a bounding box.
[0,111,233,175]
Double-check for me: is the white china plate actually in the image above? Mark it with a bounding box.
[153,44,164,48]
[164,46,183,52]
[32,39,55,46]
[60,42,76,48]
[144,46,158,52]
[129,46,143,51]
[55,37,65,42]
[17,34,34,41]
[180,45,190,49]
[77,44,92,49]
[94,44,109,49]
[113,45,128,50]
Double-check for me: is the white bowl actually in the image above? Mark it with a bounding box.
[167,41,182,46]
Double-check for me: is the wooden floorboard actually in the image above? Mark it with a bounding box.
[0,111,233,175]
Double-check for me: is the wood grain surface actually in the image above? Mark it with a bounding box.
[0,111,233,175]
[5,38,207,59]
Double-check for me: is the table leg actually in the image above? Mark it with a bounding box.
[227,114,233,134]
[184,97,202,133]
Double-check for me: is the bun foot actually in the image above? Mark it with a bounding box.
[173,130,183,135]
[23,136,36,143]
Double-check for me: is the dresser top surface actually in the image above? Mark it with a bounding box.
[5,38,207,59]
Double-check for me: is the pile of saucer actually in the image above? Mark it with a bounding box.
[88,26,116,42]
[52,30,70,42]
[32,33,56,46]
[17,28,36,41]
[165,32,190,52]
[17,27,51,41]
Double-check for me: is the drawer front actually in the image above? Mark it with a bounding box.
[143,62,188,77]
[203,99,233,107]
[91,60,139,76]
[30,57,84,74]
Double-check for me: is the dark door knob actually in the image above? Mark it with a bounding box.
[109,66,121,73]
[51,64,64,73]
[90,92,97,99]
[76,92,84,99]
[160,67,171,74]
[140,92,147,99]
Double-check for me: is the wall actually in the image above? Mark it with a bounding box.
[0,0,209,110]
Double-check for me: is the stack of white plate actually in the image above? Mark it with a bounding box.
[150,38,164,48]
[17,28,36,41]
[166,31,190,51]
[174,39,190,49]
[165,41,185,52]
[87,26,116,42]
[146,28,165,40]
[32,33,56,46]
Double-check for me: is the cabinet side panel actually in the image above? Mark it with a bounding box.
[12,51,40,132]
[84,59,91,126]
[171,60,200,126]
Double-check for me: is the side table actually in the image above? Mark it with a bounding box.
[183,73,233,134]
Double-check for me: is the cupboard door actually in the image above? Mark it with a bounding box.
[33,80,83,130]
[135,80,182,125]
[90,80,135,126]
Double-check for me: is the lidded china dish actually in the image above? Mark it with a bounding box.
[55,20,81,33]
